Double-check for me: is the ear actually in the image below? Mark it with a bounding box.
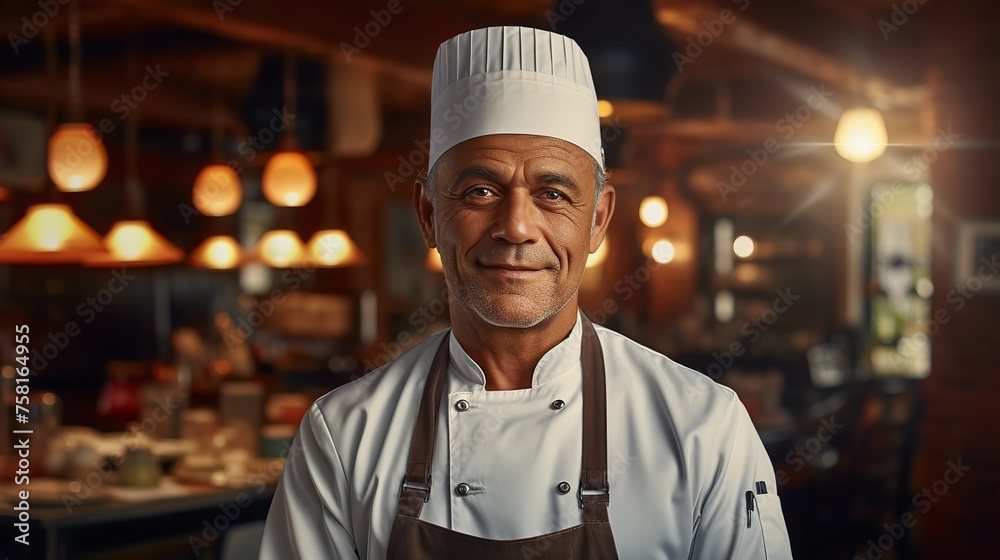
[589,184,615,253]
[413,174,437,249]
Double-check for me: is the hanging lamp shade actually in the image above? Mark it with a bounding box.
[307,229,365,267]
[48,123,108,192]
[84,220,184,267]
[0,203,105,264]
[192,164,242,216]
[255,229,305,267]
[262,152,316,207]
[834,107,888,163]
[189,235,245,269]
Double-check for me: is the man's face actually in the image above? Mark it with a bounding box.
[415,134,615,329]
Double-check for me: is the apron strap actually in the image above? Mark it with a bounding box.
[396,313,612,524]
[397,334,450,518]
[578,314,611,523]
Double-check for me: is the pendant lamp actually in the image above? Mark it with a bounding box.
[192,82,242,216]
[0,203,105,264]
[262,54,316,207]
[0,22,105,265]
[85,49,183,268]
[307,228,365,267]
[255,229,305,268]
[302,59,366,269]
[834,107,888,163]
[189,235,246,269]
[49,0,107,192]
[193,164,242,217]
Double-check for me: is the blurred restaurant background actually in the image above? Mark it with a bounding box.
[0,0,998,558]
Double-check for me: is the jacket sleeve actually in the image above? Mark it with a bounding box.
[259,403,360,559]
[689,397,794,560]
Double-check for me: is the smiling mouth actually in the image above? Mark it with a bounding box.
[478,262,548,277]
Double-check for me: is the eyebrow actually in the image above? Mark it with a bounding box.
[447,167,583,194]
[533,171,581,193]
[448,167,507,191]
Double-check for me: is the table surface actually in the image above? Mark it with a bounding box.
[0,477,276,560]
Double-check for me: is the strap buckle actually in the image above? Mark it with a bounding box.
[399,477,431,503]
[578,486,610,508]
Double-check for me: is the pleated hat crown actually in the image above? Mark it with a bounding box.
[429,26,604,171]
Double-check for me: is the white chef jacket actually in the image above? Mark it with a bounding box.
[260,312,793,559]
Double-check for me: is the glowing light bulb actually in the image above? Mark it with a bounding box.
[834,108,888,163]
[733,235,755,258]
[193,165,242,216]
[651,239,675,264]
[48,123,108,192]
[257,230,304,267]
[106,222,154,259]
[26,206,74,249]
[262,152,316,207]
[639,196,668,228]
[597,99,614,118]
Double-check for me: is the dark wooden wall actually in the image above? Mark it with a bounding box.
[918,1,1000,556]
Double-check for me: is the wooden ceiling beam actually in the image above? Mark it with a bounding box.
[653,1,924,109]
[103,0,432,88]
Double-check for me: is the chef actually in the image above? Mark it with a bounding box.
[260,26,793,559]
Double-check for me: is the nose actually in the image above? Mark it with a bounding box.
[491,189,542,245]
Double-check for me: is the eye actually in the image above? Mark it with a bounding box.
[540,190,566,201]
[464,186,499,205]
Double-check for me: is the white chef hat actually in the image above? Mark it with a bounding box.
[429,26,604,172]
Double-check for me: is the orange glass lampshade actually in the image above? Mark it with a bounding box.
[48,123,108,192]
[192,165,242,216]
[189,235,245,269]
[85,220,184,267]
[307,229,365,267]
[262,152,316,207]
[834,108,888,163]
[255,229,305,267]
[0,203,105,264]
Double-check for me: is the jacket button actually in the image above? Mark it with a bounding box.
[557,481,571,494]
[550,399,565,410]
[455,400,470,412]
[456,483,470,496]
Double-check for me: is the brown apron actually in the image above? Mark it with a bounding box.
[385,314,619,559]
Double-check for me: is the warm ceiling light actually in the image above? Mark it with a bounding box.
[307,229,365,267]
[597,99,614,118]
[189,235,244,269]
[733,235,755,258]
[651,239,675,264]
[192,165,242,216]
[0,203,105,264]
[85,220,184,267]
[262,152,316,207]
[48,123,108,192]
[256,229,305,267]
[425,248,443,272]
[586,237,609,269]
[639,196,668,228]
[834,107,888,163]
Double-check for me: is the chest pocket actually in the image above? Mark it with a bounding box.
[754,494,792,560]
